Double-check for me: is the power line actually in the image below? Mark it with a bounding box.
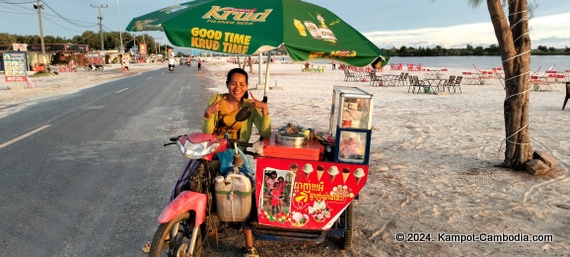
[0,0,98,38]
[42,1,95,28]
[42,14,97,37]
[0,0,37,4]
[0,1,35,12]
[0,8,35,15]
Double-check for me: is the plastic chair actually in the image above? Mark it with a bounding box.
[409,75,429,94]
[343,69,357,82]
[442,75,456,92]
[396,72,409,87]
[450,76,463,93]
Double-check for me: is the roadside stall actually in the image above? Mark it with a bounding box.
[253,86,373,248]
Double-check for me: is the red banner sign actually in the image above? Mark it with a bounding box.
[255,157,368,230]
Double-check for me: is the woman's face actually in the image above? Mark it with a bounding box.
[227,73,248,101]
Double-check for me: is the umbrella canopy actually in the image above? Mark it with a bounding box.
[125,0,389,68]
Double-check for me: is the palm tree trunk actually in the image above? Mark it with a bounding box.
[486,0,533,169]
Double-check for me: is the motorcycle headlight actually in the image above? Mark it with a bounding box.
[179,140,221,159]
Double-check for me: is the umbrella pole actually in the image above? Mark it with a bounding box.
[256,53,263,90]
[263,51,272,102]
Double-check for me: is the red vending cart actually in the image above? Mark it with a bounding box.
[253,86,374,250]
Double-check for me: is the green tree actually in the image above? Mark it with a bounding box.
[473,46,485,55]
[465,44,475,55]
[0,33,17,45]
[485,44,500,55]
[433,45,444,56]
[398,46,409,56]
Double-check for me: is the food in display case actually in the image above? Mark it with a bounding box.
[341,102,363,128]
[329,86,373,137]
[337,131,366,163]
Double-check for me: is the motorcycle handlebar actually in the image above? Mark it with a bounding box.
[230,140,254,148]
[163,135,255,149]
[163,135,260,158]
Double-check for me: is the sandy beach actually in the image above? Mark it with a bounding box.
[1,58,569,256]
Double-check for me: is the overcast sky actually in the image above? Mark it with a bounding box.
[1,0,569,49]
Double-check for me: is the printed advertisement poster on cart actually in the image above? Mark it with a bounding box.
[255,157,368,230]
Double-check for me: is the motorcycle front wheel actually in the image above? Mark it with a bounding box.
[149,212,203,257]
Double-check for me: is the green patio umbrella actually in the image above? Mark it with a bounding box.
[126,0,389,94]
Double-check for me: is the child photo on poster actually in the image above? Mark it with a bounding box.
[260,167,296,223]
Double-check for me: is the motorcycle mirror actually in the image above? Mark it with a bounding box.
[235,106,253,122]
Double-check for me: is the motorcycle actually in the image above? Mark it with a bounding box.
[168,64,175,72]
[84,63,104,71]
[149,107,256,257]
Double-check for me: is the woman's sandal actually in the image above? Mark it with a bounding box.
[142,242,151,253]
[243,246,260,257]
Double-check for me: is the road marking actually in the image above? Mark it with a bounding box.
[0,124,51,149]
[147,76,153,79]
[115,88,129,94]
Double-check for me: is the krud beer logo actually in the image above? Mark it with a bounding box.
[202,6,272,22]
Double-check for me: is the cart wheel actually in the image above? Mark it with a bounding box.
[340,202,354,250]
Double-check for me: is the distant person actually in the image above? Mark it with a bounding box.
[168,58,175,70]
[332,60,336,70]
[197,58,202,70]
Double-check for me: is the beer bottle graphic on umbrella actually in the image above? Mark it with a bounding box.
[292,13,337,44]
[316,13,337,44]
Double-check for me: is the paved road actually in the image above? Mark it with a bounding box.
[0,66,214,256]
[0,65,354,257]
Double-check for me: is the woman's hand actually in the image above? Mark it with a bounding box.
[248,92,269,115]
[204,94,221,119]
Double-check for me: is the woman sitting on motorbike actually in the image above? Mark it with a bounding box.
[202,67,270,257]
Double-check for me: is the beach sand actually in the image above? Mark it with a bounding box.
[1,59,569,256]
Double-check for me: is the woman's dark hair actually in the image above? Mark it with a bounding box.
[226,68,249,99]
[226,68,248,84]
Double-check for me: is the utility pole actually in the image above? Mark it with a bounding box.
[34,0,47,70]
[91,4,108,52]
[133,33,136,57]
[116,0,124,55]
[155,37,159,55]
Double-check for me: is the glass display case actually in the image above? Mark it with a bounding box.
[334,128,371,164]
[329,86,374,165]
[328,86,374,136]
